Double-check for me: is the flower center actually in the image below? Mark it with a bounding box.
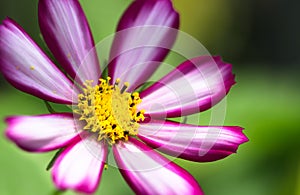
[75,77,145,144]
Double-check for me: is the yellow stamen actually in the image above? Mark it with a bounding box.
[74,77,145,145]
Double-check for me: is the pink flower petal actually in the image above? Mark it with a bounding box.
[138,119,248,162]
[139,56,236,118]
[52,135,107,194]
[5,113,79,152]
[0,18,76,104]
[108,0,179,91]
[39,0,100,84]
[113,138,203,195]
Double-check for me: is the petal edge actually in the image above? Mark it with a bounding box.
[113,138,203,195]
[139,56,236,118]
[0,18,77,104]
[38,0,101,83]
[5,113,79,152]
[138,119,248,162]
[52,135,107,194]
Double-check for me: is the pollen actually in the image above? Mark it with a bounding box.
[74,77,145,145]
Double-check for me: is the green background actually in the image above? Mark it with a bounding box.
[0,0,299,194]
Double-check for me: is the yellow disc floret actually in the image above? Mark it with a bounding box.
[74,77,145,144]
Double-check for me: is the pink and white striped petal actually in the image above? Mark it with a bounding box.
[138,119,248,162]
[108,0,179,91]
[0,18,76,104]
[113,138,203,195]
[52,135,107,194]
[5,113,79,152]
[39,0,100,84]
[139,56,236,118]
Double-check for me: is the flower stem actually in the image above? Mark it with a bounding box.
[46,148,64,171]
[44,101,57,113]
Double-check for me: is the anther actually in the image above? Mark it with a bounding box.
[120,82,129,94]
[114,78,121,87]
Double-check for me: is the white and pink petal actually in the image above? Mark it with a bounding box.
[113,138,203,195]
[5,113,79,152]
[39,0,100,84]
[0,18,76,104]
[139,56,236,118]
[52,135,107,194]
[138,119,248,162]
[108,0,179,91]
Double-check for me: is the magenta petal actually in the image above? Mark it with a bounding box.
[0,18,76,104]
[108,0,179,91]
[139,56,236,118]
[5,113,79,152]
[113,138,203,195]
[138,120,248,162]
[39,0,100,84]
[52,136,107,194]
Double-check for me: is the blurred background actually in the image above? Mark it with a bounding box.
[0,0,299,195]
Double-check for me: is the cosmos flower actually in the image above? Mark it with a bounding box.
[0,0,248,194]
